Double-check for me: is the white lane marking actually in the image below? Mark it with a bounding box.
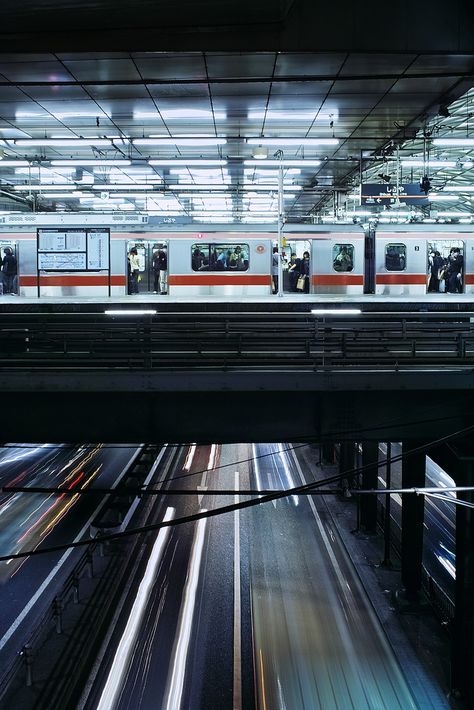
[96,507,175,710]
[0,446,143,652]
[164,512,208,710]
[183,444,196,472]
[207,444,218,470]
[233,471,242,710]
[197,470,208,506]
[252,444,262,497]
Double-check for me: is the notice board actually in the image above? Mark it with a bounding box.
[37,227,110,271]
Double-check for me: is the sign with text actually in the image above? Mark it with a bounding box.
[361,183,429,206]
[37,227,110,271]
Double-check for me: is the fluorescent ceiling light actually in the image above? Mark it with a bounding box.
[246,138,338,146]
[0,160,31,167]
[149,159,227,167]
[92,184,158,191]
[113,193,164,198]
[134,110,226,120]
[14,184,77,191]
[167,184,229,190]
[132,138,226,146]
[105,310,157,316]
[432,138,474,146]
[241,183,302,191]
[401,160,457,168]
[193,217,233,223]
[248,110,339,122]
[51,159,132,167]
[37,192,86,198]
[311,309,362,315]
[442,185,474,192]
[428,194,459,201]
[244,160,321,167]
[436,211,470,217]
[9,139,112,147]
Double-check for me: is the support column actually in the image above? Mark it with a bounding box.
[339,442,355,494]
[451,459,474,704]
[401,442,425,599]
[360,441,378,532]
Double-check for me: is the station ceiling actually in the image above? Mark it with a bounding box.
[0,51,473,222]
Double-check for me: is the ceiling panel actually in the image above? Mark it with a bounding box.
[134,55,207,80]
[206,53,277,79]
[275,53,347,77]
[0,61,74,82]
[341,54,416,77]
[62,58,141,82]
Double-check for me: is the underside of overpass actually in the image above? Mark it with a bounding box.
[2,370,473,443]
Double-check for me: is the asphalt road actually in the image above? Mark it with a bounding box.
[88,442,423,710]
[0,443,140,660]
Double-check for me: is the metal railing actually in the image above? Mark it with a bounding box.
[0,311,473,370]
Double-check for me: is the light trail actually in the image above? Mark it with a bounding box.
[96,507,175,710]
[164,512,207,710]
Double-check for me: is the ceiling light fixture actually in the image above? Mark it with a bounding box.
[0,160,31,167]
[148,159,227,167]
[92,184,157,191]
[51,159,132,167]
[246,138,338,146]
[132,138,226,146]
[9,139,113,147]
[433,138,474,146]
[244,159,321,167]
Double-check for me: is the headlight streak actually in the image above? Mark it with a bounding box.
[96,507,175,710]
[182,444,196,471]
[1,445,104,579]
[276,443,299,506]
[164,512,208,710]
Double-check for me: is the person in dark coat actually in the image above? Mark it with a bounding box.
[2,247,17,294]
[428,250,445,293]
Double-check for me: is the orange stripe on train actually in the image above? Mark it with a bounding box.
[376,274,427,285]
[168,274,272,286]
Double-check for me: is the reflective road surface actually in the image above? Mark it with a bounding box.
[87,443,425,710]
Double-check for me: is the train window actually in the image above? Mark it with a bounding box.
[191,243,249,272]
[332,244,354,272]
[385,243,406,271]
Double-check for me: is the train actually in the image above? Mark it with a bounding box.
[0,213,472,299]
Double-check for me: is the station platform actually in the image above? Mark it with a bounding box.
[0,293,473,314]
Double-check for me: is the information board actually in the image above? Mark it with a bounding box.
[37,228,110,271]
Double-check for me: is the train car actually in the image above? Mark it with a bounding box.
[0,213,473,300]
[375,223,474,296]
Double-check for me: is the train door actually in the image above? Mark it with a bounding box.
[126,240,168,295]
[0,240,19,295]
[427,239,464,294]
[281,239,311,293]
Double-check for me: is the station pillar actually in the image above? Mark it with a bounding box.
[360,441,378,532]
[451,456,474,704]
[401,442,425,598]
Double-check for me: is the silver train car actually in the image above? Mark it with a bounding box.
[0,215,472,299]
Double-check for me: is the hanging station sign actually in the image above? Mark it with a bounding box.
[361,183,429,206]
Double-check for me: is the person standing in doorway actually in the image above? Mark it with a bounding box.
[272,246,279,294]
[128,247,140,295]
[2,247,17,295]
[157,249,168,294]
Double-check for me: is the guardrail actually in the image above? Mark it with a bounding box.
[0,311,474,369]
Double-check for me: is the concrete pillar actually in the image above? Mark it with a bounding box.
[339,442,355,493]
[401,442,425,598]
[360,441,379,532]
[451,459,474,704]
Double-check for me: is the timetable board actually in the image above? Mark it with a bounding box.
[37,228,110,270]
